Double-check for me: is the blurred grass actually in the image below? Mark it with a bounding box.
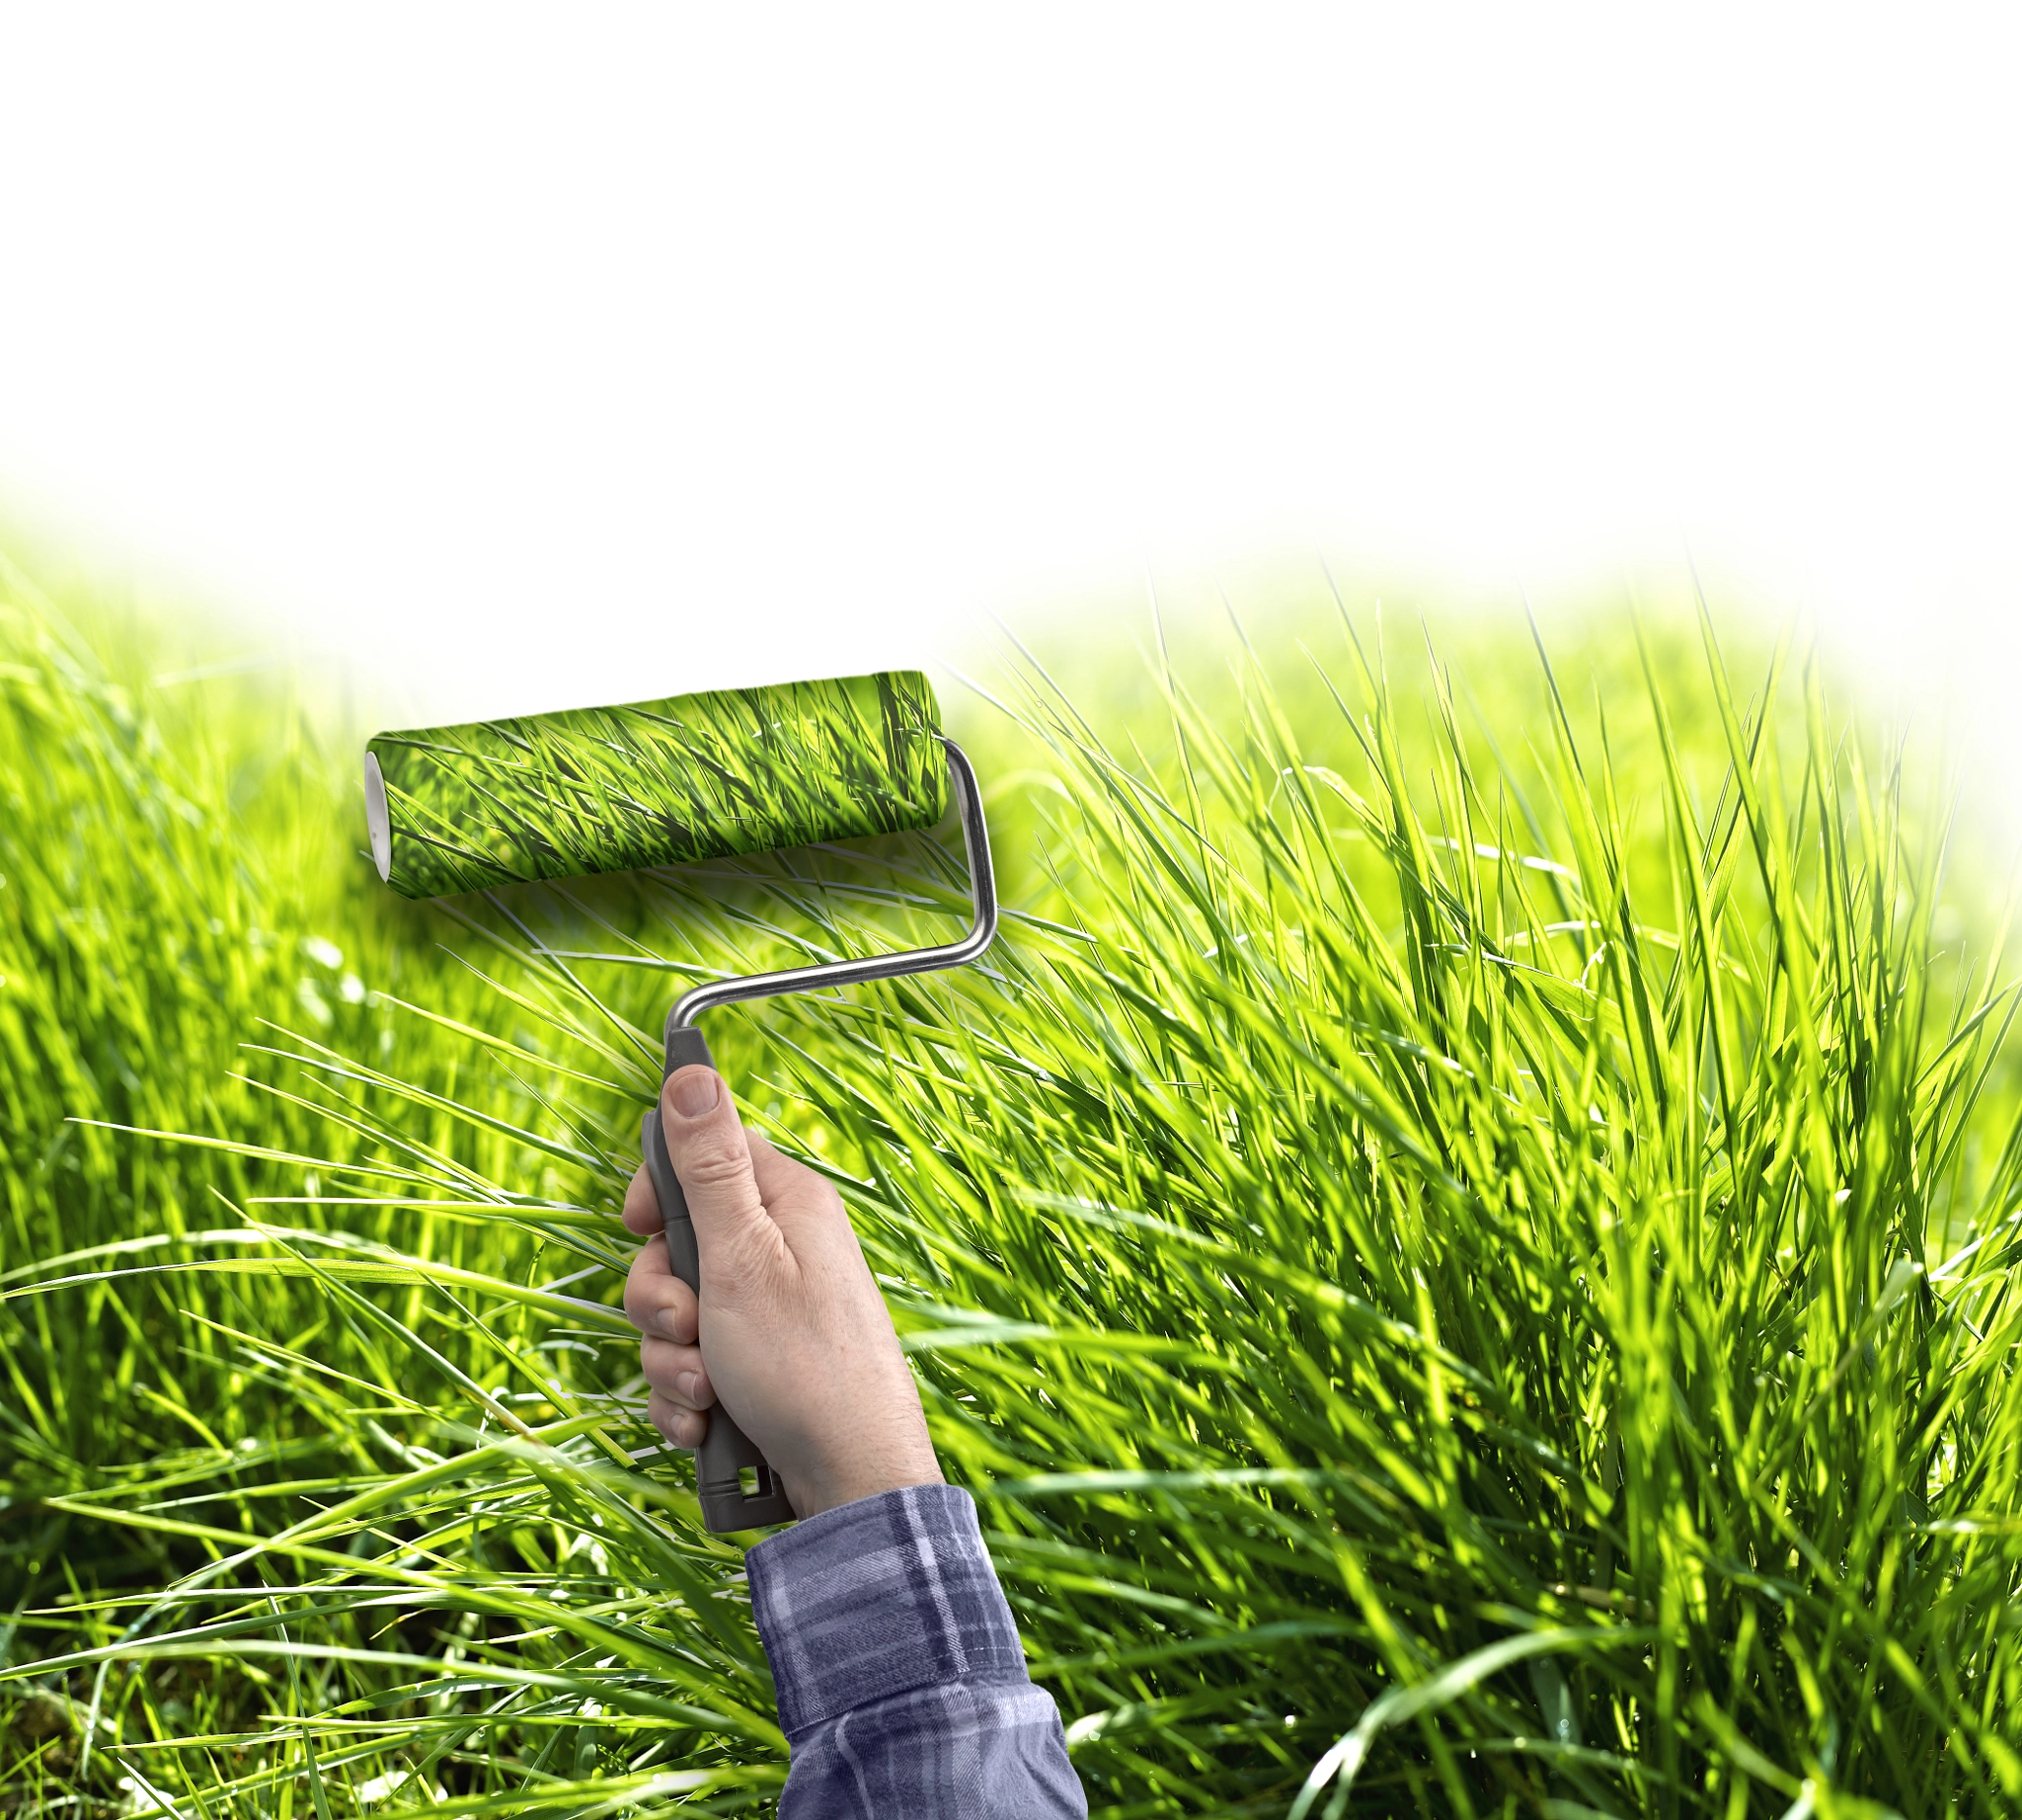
[2,545,2020,1816]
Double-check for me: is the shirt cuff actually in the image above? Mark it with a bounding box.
[745,1483,1031,1741]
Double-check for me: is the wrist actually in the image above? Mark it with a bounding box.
[791,1453,944,1520]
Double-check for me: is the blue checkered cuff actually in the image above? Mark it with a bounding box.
[746,1483,1030,1741]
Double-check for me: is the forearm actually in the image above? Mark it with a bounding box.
[746,1484,1087,1819]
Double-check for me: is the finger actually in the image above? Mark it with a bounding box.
[647,1391,706,1451]
[640,1336,715,1409]
[620,1163,663,1236]
[661,1068,779,1268]
[622,1235,699,1344]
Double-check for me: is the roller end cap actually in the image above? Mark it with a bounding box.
[363,752,392,883]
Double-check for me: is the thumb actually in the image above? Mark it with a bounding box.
[660,1066,774,1269]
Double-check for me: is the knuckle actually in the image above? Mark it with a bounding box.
[676,1137,753,1194]
[650,1395,702,1451]
[621,1278,662,1329]
[639,1336,699,1394]
[638,1336,674,1383]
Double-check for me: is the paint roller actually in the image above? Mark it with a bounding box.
[363,671,996,1532]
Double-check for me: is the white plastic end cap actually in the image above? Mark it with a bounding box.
[363,752,392,883]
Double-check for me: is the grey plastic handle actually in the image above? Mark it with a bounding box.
[640,1024,797,1532]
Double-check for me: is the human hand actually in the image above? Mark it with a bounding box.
[620,1065,943,1521]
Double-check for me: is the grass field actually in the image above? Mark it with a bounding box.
[3,544,2020,1817]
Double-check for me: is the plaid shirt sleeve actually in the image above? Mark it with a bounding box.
[745,1483,1087,1818]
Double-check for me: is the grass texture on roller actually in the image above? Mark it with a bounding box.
[367,669,949,898]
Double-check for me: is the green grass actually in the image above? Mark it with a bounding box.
[2,547,2020,1817]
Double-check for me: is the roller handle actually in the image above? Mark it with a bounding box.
[640,1024,797,1532]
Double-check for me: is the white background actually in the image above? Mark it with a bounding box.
[1,8,2016,755]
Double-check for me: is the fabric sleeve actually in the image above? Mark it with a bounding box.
[744,1482,1087,1819]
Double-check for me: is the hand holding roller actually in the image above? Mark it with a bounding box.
[364,672,996,1533]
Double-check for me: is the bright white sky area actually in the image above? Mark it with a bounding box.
[1,8,2017,766]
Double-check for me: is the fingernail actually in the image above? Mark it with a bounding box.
[668,1068,720,1119]
[677,1372,702,1402]
[652,1307,682,1340]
